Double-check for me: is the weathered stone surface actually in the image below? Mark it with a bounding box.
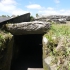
[35,15,68,24]
[5,21,50,35]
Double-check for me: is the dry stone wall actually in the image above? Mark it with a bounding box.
[0,33,14,70]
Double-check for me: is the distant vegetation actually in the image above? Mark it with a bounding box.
[0,15,19,17]
[0,15,10,17]
[36,13,39,18]
[30,16,35,21]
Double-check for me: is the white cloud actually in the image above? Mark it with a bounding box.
[38,7,70,16]
[0,0,70,16]
[47,7,54,10]
[54,0,60,3]
[26,4,42,9]
[0,0,28,15]
[0,0,16,5]
[12,9,28,15]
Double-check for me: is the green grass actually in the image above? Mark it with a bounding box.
[45,24,70,37]
[44,23,70,55]
[0,30,12,51]
[43,23,70,70]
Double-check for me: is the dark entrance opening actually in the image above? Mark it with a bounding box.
[11,34,43,70]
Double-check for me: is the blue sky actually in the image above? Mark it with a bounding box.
[0,0,70,16]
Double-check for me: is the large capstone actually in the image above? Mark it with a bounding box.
[5,21,50,35]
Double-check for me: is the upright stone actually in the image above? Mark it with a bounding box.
[8,13,30,23]
[0,13,30,26]
[0,33,14,70]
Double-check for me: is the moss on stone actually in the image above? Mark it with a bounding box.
[0,30,14,70]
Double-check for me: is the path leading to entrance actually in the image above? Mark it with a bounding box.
[28,68,44,70]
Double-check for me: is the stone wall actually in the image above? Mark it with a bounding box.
[42,36,50,70]
[0,32,14,70]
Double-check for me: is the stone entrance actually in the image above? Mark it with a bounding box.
[10,34,43,70]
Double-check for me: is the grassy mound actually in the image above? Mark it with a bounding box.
[43,24,70,70]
